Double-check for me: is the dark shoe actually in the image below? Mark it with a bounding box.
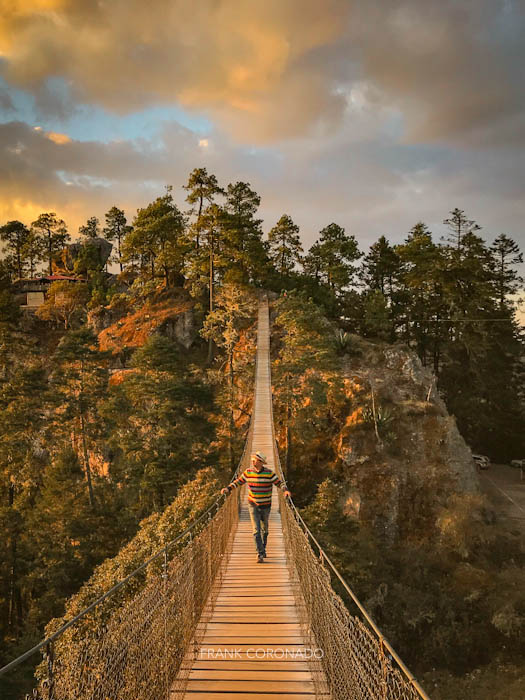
[256,554,264,563]
[262,550,267,558]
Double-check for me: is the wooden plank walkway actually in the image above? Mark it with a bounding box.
[179,297,325,699]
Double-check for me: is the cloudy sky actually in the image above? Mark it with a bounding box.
[0,0,524,277]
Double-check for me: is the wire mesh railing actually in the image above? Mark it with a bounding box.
[0,489,241,700]
[0,408,255,700]
[273,444,429,699]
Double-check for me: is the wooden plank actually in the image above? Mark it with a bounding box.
[183,660,312,671]
[176,694,323,700]
[188,669,313,680]
[184,680,314,692]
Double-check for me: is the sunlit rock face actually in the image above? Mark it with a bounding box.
[53,237,113,274]
[337,336,479,543]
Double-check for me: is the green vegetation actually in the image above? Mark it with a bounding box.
[0,173,524,699]
[273,291,525,700]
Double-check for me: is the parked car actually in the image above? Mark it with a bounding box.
[472,454,490,470]
[510,459,525,469]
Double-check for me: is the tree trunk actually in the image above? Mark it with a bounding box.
[80,411,96,508]
[118,232,123,272]
[196,195,203,249]
[48,232,53,275]
[229,350,235,471]
[8,539,17,630]
[207,236,214,364]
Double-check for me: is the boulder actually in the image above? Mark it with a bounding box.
[53,237,113,274]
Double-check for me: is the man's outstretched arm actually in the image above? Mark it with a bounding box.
[271,472,292,499]
[221,471,247,495]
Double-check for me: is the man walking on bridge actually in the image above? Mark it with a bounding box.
[222,451,291,563]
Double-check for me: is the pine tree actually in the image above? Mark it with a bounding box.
[31,213,69,275]
[360,235,400,301]
[222,182,269,285]
[183,170,226,363]
[21,229,44,278]
[273,291,335,477]
[78,216,100,239]
[102,335,214,514]
[442,207,481,250]
[303,241,323,283]
[490,233,524,310]
[311,223,361,296]
[396,223,446,367]
[202,283,256,469]
[0,351,47,645]
[183,168,224,250]
[0,221,30,279]
[121,188,185,287]
[51,329,110,508]
[267,214,303,277]
[103,207,131,272]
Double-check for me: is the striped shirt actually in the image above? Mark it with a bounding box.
[227,466,287,506]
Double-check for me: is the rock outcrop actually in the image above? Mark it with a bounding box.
[337,336,479,542]
[96,290,196,356]
[53,237,113,274]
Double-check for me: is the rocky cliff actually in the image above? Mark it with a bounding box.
[335,334,480,542]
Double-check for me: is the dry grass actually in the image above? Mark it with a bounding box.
[98,293,191,354]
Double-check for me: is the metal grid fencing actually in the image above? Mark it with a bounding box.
[19,489,240,700]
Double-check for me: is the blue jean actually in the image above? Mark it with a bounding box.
[248,502,271,555]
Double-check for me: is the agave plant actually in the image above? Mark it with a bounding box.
[334,329,351,353]
[362,404,394,442]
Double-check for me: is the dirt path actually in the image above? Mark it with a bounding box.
[479,463,525,530]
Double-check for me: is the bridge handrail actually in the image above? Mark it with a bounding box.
[286,492,429,699]
[0,483,230,678]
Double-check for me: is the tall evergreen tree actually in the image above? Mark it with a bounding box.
[267,214,303,277]
[102,335,214,514]
[222,182,269,285]
[78,216,100,239]
[183,168,224,250]
[103,207,131,272]
[51,329,110,508]
[303,241,323,283]
[21,229,44,278]
[360,235,400,301]
[396,224,446,367]
[442,207,481,250]
[273,291,335,477]
[121,188,185,287]
[489,233,524,310]
[309,223,361,297]
[0,221,30,279]
[31,213,69,275]
[202,283,255,469]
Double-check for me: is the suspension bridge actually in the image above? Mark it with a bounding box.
[0,296,430,700]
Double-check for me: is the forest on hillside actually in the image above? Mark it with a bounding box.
[1,168,525,698]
